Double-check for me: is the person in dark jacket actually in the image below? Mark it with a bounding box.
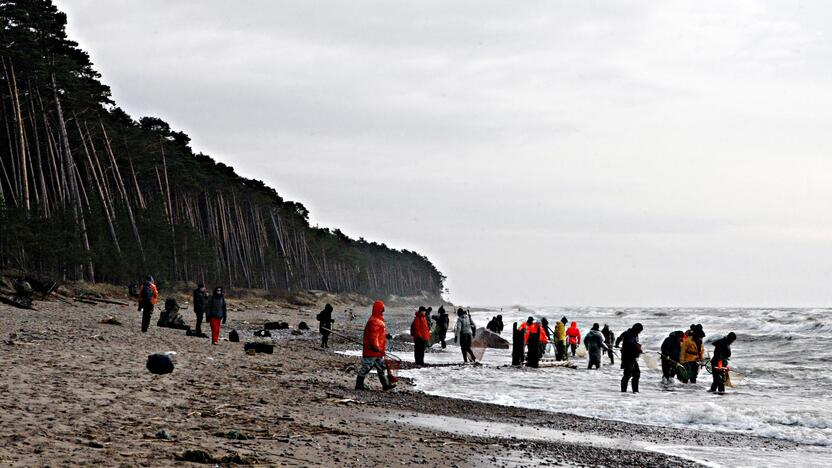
[584,323,608,369]
[192,283,207,335]
[206,286,227,345]
[432,306,450,348]
[496,315,504,334]
[660,331,685,384]
[619,323,643,393]
[709,332,736,393]
[486,316,499,333]
[317,303,335,348]
[602,324,615,365]
[138,275,158,333]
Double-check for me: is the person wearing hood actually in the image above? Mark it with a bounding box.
[356,300,396,391]
[584,323,608,369]
[138,275,159,333]
[602,324,615,365]
[496,315,504,334]
[192,283,208,335]
[619,323,644,393]
[540,317,551,343]
[454,308,477,363]
[519,317,548,356]
[554,316,568,361]
[680,324,706,383]
[660,331,685,384]
[518,316,534,334]
[432,306,450,348]
[566,321,582,357]
[206,286,227,345]
[411,307,431,365]
[709,332,736,394]
[486,316,499,333]
[316,303,335,348]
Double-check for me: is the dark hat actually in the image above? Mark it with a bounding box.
[632,323,643,333]
[526,316,534,324]
[592,323,600,330]
[727,332,737,341]
[561,316,568,324]
[197,282,205,288]
[418,306,427,312]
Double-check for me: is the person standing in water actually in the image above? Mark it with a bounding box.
[316,303,335,348]
[496,315,504,334]
[432,306,450,348]
[355,300,396,391]
[206,286,227,345]
[454,308,477,363]
[619,323,644,393]
[660,331,685,384]
[584,323,608,369]
[411,307,430,365]
[602,324,615,365]
[554,317,568,361]
[566,321,582,357]
[709,332,737,394]
[680,325,705,383]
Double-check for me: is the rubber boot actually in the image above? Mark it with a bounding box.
[632,378,639,394]
[355,375,367,391]
[378,373,396,391]
[621,377,628,393]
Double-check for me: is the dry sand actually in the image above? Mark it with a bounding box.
[0,297,793,467]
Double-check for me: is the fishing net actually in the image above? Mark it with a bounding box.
[575,345,587,358]
[384,357,401,383]
[725,369,745,388]
[641,352,658,370]
[675,363,689,381]
[471,331,488,362]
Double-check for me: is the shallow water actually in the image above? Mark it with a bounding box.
[388,307,832,466]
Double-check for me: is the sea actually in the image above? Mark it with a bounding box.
[391,306,832,467]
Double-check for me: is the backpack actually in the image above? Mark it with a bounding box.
[141,282,154,303]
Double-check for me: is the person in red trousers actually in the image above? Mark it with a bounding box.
[206,286,227,345]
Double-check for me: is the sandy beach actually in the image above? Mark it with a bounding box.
[0,295,798,467]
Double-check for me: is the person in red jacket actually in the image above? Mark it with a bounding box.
[411,307,431,365]
[137,275,159,333]
[356,300,396,391]
[566,321,581,357]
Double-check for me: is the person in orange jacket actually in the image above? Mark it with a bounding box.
[137,275,158,333]
[410,307,431,365]
[356,300,396,391]
[566,321,581,357]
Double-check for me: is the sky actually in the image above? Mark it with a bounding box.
[54,1,832,307]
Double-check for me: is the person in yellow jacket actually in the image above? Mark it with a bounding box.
[679,324,705,383]
[554,316,568,361]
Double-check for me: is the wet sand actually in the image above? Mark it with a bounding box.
[0,297,796,466]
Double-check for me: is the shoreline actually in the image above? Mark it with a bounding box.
[0,296,808,466]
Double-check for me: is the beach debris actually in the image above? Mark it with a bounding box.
[176,449,253,465]
[254,329,271,337]
[100,316,122,326]
[244,342,274,354]
[392,333,414,343]
[473,327,510,349]
[215,429,253,440]
[298,321,310,331]
[155,429,172,440]
[146,353,175,375]
[76,295,129,306]
[186,329,208,338]
[264,321,289,330]
[291,329,302,336]
[229,329,240,342]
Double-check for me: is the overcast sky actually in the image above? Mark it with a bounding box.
[55,1,832,307]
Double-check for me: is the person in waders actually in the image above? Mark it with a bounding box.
[206,286,227,345]
[316,303,334,348]
[660,331,685,384]
[521,318,548,358]
[680,325,705,383]
[355,300,396,391]
[566,321,581,357]
[584,323,608,369]
[620,323,643,393]
[496,315,504,334]
[138,276,158,333]
[192,283,207,335]
[554,317,568,361]
[454,308,477,363]
[411,307,430,365]
[709,332,736,394]
[432,306,450,348]
[602,324,615,365]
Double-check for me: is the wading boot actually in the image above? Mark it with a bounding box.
[632,379,639,394]
[355,375,368,391]
[379,373,396,392]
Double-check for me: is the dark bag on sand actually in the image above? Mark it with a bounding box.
[244,342,274,354]
[254,329,271,337]
[229,330,240,342]
[298,321,310,331]
[146,353,174,375]
[264,321,289,330]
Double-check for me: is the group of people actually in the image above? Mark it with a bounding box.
[135,276,228,345]
[659,324,738,393]
[410,306,478,364]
